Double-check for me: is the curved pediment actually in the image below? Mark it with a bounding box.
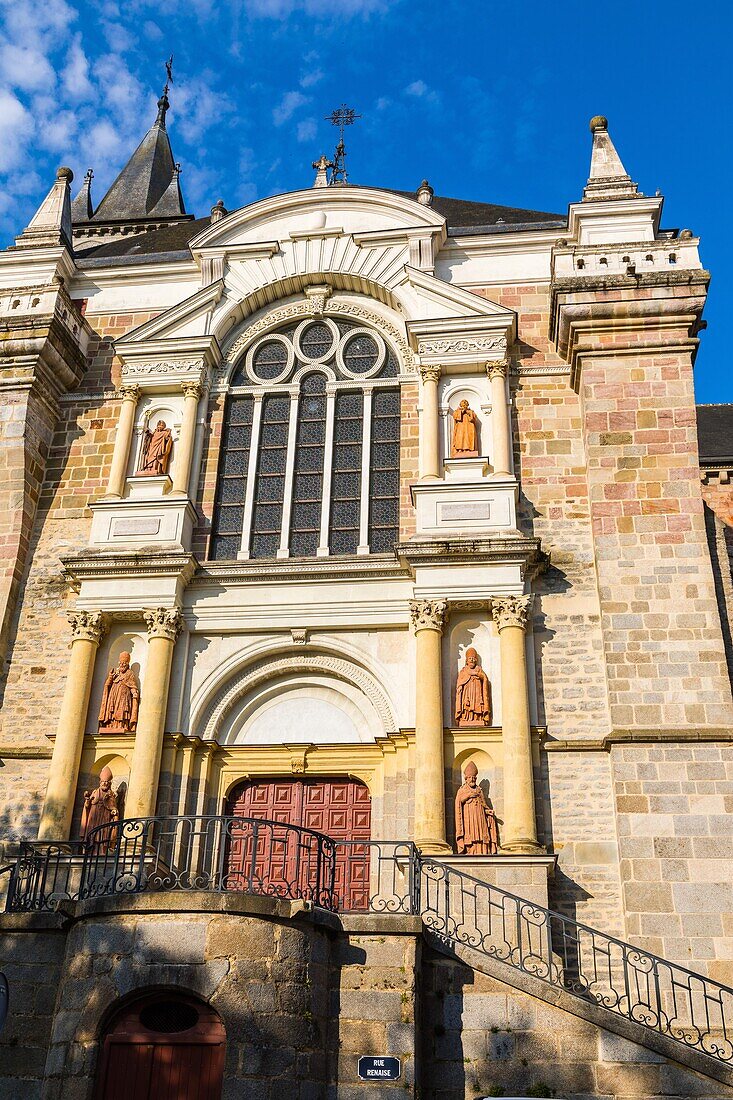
[188,186,447,252]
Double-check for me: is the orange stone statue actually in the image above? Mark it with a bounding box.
[454,647,492,727]
[98,651,139,733]
[455,760,499,855]
[81,765,120,849]
[451,399,479,458]
[138,419,173,476]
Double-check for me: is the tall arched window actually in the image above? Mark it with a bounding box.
[210,317,401,560]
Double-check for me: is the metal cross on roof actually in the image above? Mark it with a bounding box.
[325,104,361,185]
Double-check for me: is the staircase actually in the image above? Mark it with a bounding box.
[418,856,733,1085]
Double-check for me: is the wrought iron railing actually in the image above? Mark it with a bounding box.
[420,858,733,1065]
[5,820,733,1066]
[6,816,338,912]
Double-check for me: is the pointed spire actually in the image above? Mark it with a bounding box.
[15,166,74,248]
[583,116,639,201]
[89,56,187,226]
[71,168,94,223]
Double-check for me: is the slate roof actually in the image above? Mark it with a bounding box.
[697,405,733,464]
[73,189,566,264]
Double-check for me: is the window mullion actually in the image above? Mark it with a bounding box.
[238,393,264,560]
[277,388,301,559]
[318,387,337,556]
[357,388,372,555]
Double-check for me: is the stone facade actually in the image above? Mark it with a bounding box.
[0,107,732,1097]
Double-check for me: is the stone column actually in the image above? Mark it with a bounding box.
[171,380,203,496]
[487,360,512,476]
[38,611,108,840]
[410,598,450,853]
[419,364,441,480]
[492,595,540,852]
[125,607,183,820]
[106,384,140,498]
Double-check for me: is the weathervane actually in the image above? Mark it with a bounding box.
[164,55,174,95]
[325,104,361,185]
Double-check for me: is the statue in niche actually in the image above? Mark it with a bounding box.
[98,652,139,733]
[81,765,120,850]
[137,419,173,476]
[451,399,479,458]
[454,647,492,727]
[455,760,499,855]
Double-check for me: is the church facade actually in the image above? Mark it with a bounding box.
[1,88,733,1099]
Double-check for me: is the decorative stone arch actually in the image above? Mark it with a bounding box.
[220,290,415,386]
[199,651,399,744]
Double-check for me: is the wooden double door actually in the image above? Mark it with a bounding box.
[226,777,371,910]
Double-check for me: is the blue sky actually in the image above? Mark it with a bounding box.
[0,0,727,402]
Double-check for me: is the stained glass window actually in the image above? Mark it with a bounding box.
[300,322,334,360]
[368,389,401,552]
[290,373,326,557]
[329,390,363,555]
[250,394,290,559]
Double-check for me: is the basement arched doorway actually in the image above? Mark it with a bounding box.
[94,991,225,1100]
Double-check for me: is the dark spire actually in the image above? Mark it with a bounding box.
[87,56,187,225]
[71,168,94,222]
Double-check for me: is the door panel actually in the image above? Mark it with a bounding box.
[226,777,371,910]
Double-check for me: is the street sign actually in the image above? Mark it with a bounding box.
[358,1056,401,1081]
[0,972,8,1035]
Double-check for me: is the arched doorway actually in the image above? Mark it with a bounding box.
[226,777,372,910]
[95,992,225,1100]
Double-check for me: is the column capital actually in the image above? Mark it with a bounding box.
[486,358,509,381]
[491,594,534,632]
[143,606,183,641]
[419,364,442,385]
[181,380,204,400]
[67,609,108,645]
[118,384,141,402]
[409,598,447,634]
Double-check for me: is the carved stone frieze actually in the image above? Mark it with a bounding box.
[143,606,184,641]
[418,336,506,357]
[409,599,447,634]
[67,609,108,645]
[121,359,205,377]
[491,595,534,632]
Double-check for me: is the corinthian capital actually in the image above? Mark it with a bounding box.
[118,384,141,402]
[181,380,204,400]
[491,595,534,633]
[419,364,442,385]
[486,358,509,381]
[143,606,183,641]
[409,598,447,634]
[67,610,108,645]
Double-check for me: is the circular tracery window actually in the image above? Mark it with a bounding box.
[246,333,294,384]
[299,321,334,360]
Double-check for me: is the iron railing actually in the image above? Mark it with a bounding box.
[5,820,733,1066]
[420,858,733,1065]
[6,816,338,912]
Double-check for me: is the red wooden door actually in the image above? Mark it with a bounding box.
[226,778,371,910]
[95,995,225,1100]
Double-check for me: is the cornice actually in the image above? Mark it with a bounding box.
[544,728,733,753]
[62,551,198,585]
[396,536,547,573]
[194,555,411,586]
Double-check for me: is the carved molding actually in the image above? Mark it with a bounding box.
[201,652,399,741]
[409,598,447,634]
[418,336,506,357]
[143,606,184,642]
[419,364,442,385]
[224,297,415,374]
[304,284,333,317]
[68,610,108,645]
[491,594,534,632]
[122,360,205,378]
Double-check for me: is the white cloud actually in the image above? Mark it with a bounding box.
[296,117,317,143]
[61,35,93,99]
[143,19,163,39]
[300,67,323,89]
[272,89,308,126]
[246,0,395,16]
[102,21,134,52]
[171,75,234,145]
[38,108,78,152]
[0,43,56,90]
[404,79,439,104]
[0,88,34,171]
